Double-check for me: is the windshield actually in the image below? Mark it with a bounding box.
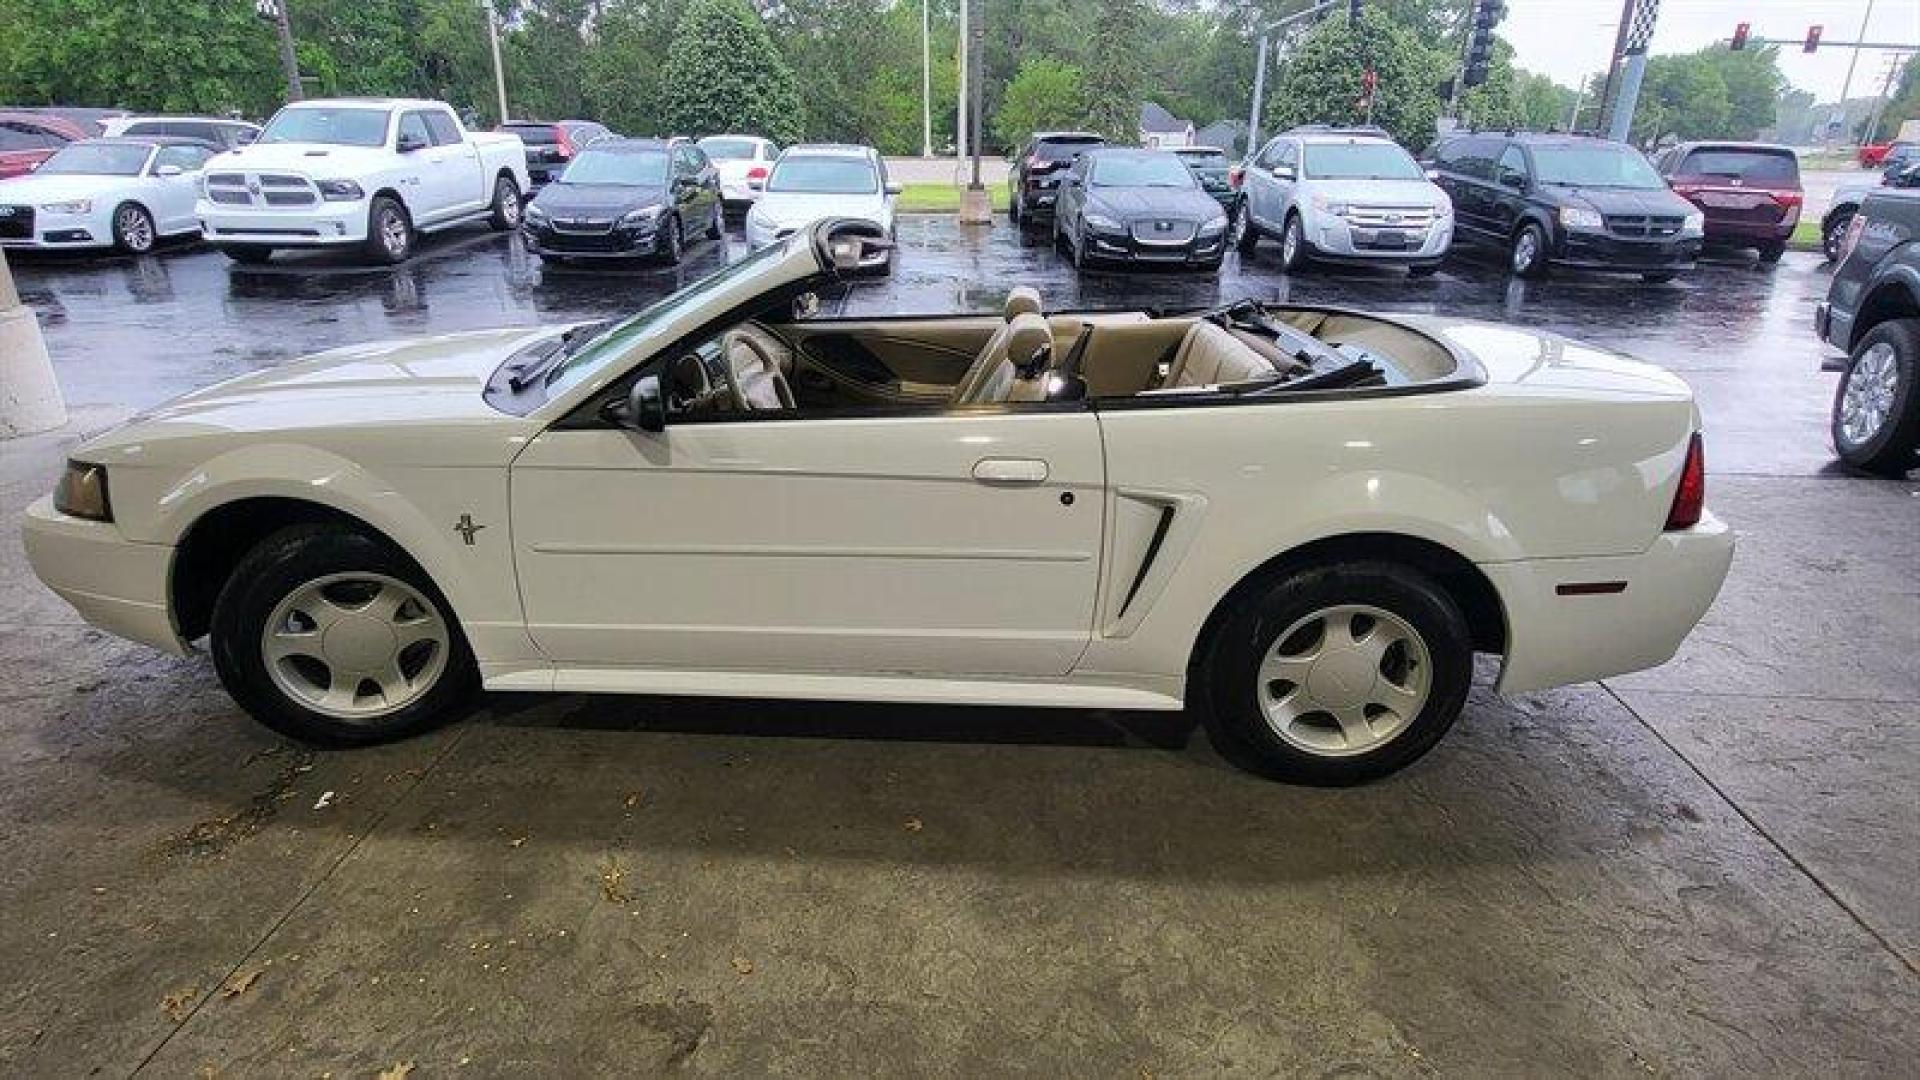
[1176,150,1229,170]
[502,124,559,145]
[560,149,668,186]
[767,156,877,194]
[1301,142,1423,180]
[1532,146,1664,189]
[259,107,389,147]
[544,238,801,396]
[1036,137,1102,161]
[700,138,760,160]
[36,143,150,176]
[1091,155,1195,188]
[1677,149,1798,185]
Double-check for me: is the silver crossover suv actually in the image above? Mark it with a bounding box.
[1237,125,1452,275]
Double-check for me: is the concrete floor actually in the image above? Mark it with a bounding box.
[2,223,1916,1076]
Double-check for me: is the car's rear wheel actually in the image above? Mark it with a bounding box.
[112,202,155,254]
[220,245,275,265]
[364,196,413,264]
[1510,222,1548,278]
[1008,195,1023,229]
[209,524,477,746]
[1278,213,1310,272]
[1822,210,1854,262]
[1832,318,1920,475]
[1236,213,1260,254]
[1756,240,1786,264]
[486,175,521,231]
[1199,561,1473,785]
[705,201,723,240]
[657,214,683,265]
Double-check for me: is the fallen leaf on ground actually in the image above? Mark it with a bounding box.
[508,836,526,848]
[221,967,264,997]
[312,791,335,811]
[624,790,644,809]
[601,858,632,904]
[730,956,754,975]
[160,986,198,1022]
[377,1063,415,1080]
[903,817,923,832]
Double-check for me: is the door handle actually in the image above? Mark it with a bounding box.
[972,457,1049,484]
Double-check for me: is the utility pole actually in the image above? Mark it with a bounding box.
[921,0,932,157]
[958,8,989,223]
[1863,52,1904,144]
[1837,0,1878,109]
[1606,0,1660,144]
[955,0,969,173]
[485,3,509,125]
[1247,34,1269,155]
[263,0,302,101]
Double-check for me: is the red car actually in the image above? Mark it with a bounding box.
[1858,142,1891,168]
[1654,141,1802,264]
[0,111,87,179]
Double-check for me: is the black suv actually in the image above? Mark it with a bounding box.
[1425,132,1702,281]
[1815,189,1920,475]
[1008,131,1105,229]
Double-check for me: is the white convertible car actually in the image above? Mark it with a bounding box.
[24,220,1732,784]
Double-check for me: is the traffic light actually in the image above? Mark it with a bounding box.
[1461,0,1507,89]
[1804,25,1822,52]
[1731,22,1749,51]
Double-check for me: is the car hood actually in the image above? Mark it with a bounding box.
[753,191,889,228]
[531,181,670,218]
[1312,177,1449,208]
[1545,184,1695,217]
[1085,186,1225,222]
[0,173,135,202]
[81,327,561,455]
[208,141,393,176]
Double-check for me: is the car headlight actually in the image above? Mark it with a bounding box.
[1198,214,1228,237]
[1681,210,1705,236]
[1310,195,1348,216]
[523,202,549,225]
[1083,212,1123,232]
[618,205,664,230]
[315,179,364,202]
[1560,206,1605,231]
[53,461,111,522]
[40,199,92,215]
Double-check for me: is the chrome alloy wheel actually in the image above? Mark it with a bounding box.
[117,205,154,252]
[496,178,522,226]
[1511,229,1539,273]
[379,207,410,259]
[262,572,451,721]
[1839,342,1899,448]
[1256,604,1432,757]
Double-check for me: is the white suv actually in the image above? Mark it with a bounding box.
[1238,126,1452,276]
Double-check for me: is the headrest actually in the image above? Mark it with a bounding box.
[1003,287,1043,320]
[1006,313,1052,372]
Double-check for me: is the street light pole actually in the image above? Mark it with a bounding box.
[1837,0,1878,110]
[955,0,969,173]
[921,0,932,157]
[1247,33,1269,156]
[265,0,302,101]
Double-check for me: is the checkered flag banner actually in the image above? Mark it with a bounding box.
[1624,0,1662,55]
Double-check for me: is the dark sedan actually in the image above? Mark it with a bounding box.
[519,138,722,264]
[1052,148,1231,271]
[1171,145,1243,223]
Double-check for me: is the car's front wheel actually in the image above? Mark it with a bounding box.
[1236,213,1260,254]
[487,175,521,231]
[1278,213,1310,272]
[112,202,156,254]
[1510,222,1548,278]
[364,196,413,264]
[657,214,683,265]
[210,524,477,746]
[1832,318,1920,475]
[1199,561,1473,785]
[705,200,723,240]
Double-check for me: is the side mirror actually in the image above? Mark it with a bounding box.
[397,134,428,153]
[884,181,903,196]
[155,164,183,177]
[1271,165,1296,182]
[626,374,666,432]
[792,291,821,320]
[1424,168,1440,181]
[1498,169,1527,190]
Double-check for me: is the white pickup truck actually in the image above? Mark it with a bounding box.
[196,98,530,265]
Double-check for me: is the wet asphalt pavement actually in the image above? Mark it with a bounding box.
[2,219,1916,1076]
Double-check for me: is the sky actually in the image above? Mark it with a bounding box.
[1499,0,1919,102]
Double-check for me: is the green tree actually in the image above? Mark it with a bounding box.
[1512,69,1576,132]
[993,57,1083,150]
[658,0,802,144]
[582,0,686,136]
[503,0,593,122]
[1079,0,1149,142]
[0,0,281,115]
[1870,56,1917,142]
[1264,9,1448,150]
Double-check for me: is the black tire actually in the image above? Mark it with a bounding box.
[1510,221,1548,278]
[220,245,275,265]
[1278,213,1310,272]
[1641,271,1676,283]
[1069,218,1089,270]
[1008,195,1023,229]
[657,214,683,265]
[1408,262,1439,278]
[1756,240,1786,264]
[1236,214,1260,254]
[1198,561,1474,785]
[1831,318,1920,476]
[209,524,478,747]
[111,202,156,254]
[1822,211,1854,263]
[486,174,521,231]
[363,195,413,264]
[1196,255,1223,272]
[705,200,723,240]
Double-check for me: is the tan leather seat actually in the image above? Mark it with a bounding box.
[951,287,1045,403]
[958,313,1053,405]
[1164,322,1276,388]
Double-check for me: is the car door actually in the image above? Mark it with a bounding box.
[1448,137,1498,240]
[1490,143,1530,237]
[147,144,210,233]
[1241,137,1277,232]
[508,365,1107,677]
[1054,153,1085,232]
[393,110,449,218]
[424,109,483,212]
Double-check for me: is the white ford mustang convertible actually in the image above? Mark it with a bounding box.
[25,220,1732,784]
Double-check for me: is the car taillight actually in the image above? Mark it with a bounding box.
[747,166,768,180]
[1665,433,1705,531]
[554,127,575,158]
[1839,213,1867,263]
[1228,166,1244,189]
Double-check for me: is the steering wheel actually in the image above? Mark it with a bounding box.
[722,330,796,411]
[667,352,714,411]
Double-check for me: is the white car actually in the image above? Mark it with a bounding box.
[1239,126,1453,275]
[23,220,1732,785]
[101,115,260,150]
[745,145,898,272]
[0,137,214,253]
[196,97,530,265]
[696,134,779,208]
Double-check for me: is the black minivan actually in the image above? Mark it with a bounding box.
[1425,132,1703,282]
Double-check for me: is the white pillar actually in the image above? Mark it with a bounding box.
[0,250,68,438]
